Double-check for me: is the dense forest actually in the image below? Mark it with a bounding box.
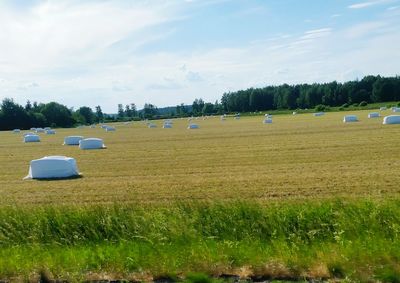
[0,75,399,130]
[220,75,400,112]
[0,100,105,131]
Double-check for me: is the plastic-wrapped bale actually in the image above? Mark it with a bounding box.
[343,115,358,123]
[64,136,84,145]
[383,115,400,125]
[393,107,400,113]
[188,124,199,129]
[105,126,116,132]
[148,123,157,128]
[13,129,21,133]
[263,118,273,124]
[24,134,40,143]
[163,123,172,128]
[234,113,240,119]
[24,156,79,179]
[380,107,387,111]
[30,127,36,131]
[293,112,297,115]
[368,112,380,118]
[35,128,45,133]
[24,132,35,136]
[90,124,96,128]
[220,115,226,121]
[313,112,325,117]
[46,129,56,134]
[44,127,51,130]
[79,138,106,150]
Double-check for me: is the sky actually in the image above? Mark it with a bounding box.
[0,0,399,112]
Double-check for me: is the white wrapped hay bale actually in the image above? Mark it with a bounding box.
[313,112,325,117]
[79,138,106,150]
[24,134,40,143]
[148,123,157,128]
[105,126,116,132]
[13,129,21,133]
[188,123,199,129]
[24,156,79,179]
[368,112,380,118]
[64,136,84,145]
[35,128,45,133]
[380,107,387,111]
[263,118,273,124]
[393,107,400,113]
[383,115,400,124]
[343,115,358,123]
[163,123,172,128]
[46,129,56,135]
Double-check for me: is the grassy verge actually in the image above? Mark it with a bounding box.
[1,200,400,281]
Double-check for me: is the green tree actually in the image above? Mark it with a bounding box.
[40,102,74,127]
[117,104,125,118]
[143,103,158,119]
[202,103,214,114]
[0,98,30,130]
[95,106,104,122]
[76,106,95,124]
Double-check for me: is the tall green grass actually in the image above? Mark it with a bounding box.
[1,200,400,281]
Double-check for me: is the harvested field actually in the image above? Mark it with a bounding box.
[0,110,399,206]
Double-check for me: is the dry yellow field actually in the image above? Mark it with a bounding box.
[1,109,399,206]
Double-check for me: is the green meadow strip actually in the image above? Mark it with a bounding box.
[0,200,400,281]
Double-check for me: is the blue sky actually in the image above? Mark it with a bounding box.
[0,0,399,112]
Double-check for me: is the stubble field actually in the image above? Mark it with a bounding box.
[0,109,399,206]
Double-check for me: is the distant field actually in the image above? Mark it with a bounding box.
[1,109,400,206]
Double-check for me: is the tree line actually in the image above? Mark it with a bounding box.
[0,99,105,131]
[220,75,400,112]
[1,75,399,130]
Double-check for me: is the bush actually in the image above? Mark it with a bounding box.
[397,102,400,107]
[315,104,328,111]
[341,103,349,108]
[359,101,368,107]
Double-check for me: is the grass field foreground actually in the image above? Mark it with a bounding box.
[1,200,400,281]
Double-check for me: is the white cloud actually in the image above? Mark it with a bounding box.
[345,21,387,38]
[301,28,332,39]
[348,0,395,9]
